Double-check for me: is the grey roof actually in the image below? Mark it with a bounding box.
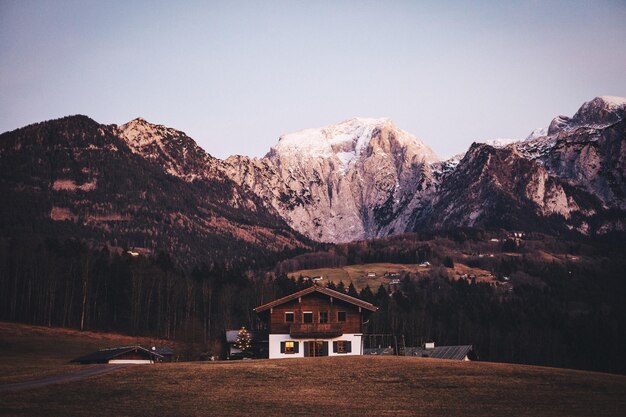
[153,347,175,356]
[409,345,473,360]
[225,329,263,343]
[71,346,162,364]
[363,348,395,355]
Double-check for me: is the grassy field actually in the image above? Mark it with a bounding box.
[288,262,494,290]
[1,323,626,416]
[1,356,625,417]
[0,322,181,384]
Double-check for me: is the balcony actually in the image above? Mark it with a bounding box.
[290,323,343,339]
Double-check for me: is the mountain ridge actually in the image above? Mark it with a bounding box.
[1,96,624,263]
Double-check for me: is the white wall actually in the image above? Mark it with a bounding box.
[269,333,363,359]
[108,359,153,364]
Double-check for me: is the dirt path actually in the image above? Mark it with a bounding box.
[0,364,132,393]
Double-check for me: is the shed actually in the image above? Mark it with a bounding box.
[71,346,163,364]
[153,346,176,362]
[407,344,475,361]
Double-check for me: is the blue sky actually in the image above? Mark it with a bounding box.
[1,1,625,159]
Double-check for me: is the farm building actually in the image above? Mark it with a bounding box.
[254,284,377,359]
[406,343,476,361]
[153,346,176,362]
[71,346,163,364]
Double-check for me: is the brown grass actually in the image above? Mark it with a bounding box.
[0,322,181,384]
[1,356,625,417]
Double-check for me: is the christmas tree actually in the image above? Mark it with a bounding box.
[234,326,252,355]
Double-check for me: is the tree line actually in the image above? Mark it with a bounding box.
[1,235,625,374]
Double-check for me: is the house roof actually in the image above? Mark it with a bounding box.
[71,345,163,363]
[254,285,378,313]
[408,345,474,360]
[225,329,263,343]
[153,347,175,356]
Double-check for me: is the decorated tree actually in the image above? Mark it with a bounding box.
[234,326,252,355]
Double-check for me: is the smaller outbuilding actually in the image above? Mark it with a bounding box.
[406,343,476,361]
[152,346,176,362]
[71,346,163,364]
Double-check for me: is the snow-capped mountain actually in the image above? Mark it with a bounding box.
[414,96,626,234]
[1,96,624,256]
[224,97,626,240]
[222,117,439,242]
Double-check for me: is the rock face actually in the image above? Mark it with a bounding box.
[1,96,624,255]
[224,97,626,240]
[418,96,626,235]
[0,116,311,268]
[222,118,439,242]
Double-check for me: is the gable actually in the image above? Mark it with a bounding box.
[254,285,377,313]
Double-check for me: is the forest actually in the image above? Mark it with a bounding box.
[1,231,625,374]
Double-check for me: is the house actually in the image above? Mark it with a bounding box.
[71,346,163,364]
[254,285,377,359]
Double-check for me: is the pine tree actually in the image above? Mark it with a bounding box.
[234,326,252,355]
[347,282,359,298]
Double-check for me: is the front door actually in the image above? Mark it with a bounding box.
[304,341,328,357]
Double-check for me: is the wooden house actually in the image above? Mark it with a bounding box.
[254,285,377,359]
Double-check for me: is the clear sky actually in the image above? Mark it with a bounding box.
[1,1,625,159]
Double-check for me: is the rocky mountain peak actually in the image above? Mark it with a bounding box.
[268,117,439,175]
[118,118,217,181]
[548,96,626,135]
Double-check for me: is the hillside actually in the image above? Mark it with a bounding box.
[0,322,183,384]
[1,354,625,416]
[287,262,494,291]
[0,115,313,269]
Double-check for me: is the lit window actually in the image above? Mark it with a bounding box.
[319,311,328,323]
[281,340,298,354]
[303,312,313,323]
[285,312,294,323]
[338,311,346,322]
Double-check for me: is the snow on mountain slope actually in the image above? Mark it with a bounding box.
[224,117,439,242]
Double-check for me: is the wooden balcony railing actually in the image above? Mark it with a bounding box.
[290,323,343,339]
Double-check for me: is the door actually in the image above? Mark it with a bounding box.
[304,341,329,357]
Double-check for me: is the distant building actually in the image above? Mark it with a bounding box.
[405,342,475,361]
[71,346,163,364]
[153,346,176,362]
[254,285,378,359]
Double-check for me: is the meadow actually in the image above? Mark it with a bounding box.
[1,323,625,417]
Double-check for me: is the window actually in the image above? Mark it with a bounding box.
[303,311,313,323]
[337,311,346,322]
[333,340,352,354]
[319,311,328,323]
[285,312,294,323]
[280,340,299,354]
